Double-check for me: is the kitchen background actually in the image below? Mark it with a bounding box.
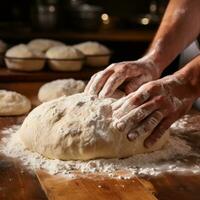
[0,0,178,75]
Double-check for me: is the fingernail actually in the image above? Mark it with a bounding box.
[128,133,137,141]
[115,122,126,131]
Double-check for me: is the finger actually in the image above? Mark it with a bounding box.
[113,98,160,132]
[144,117,173,148]
[124,73,149,94]
[84,73,98,93]
[111,94,131,111]
[98,72,126,98]
[84,63,115,93]
[124,78,142,94]
[127,110,164,141]
[110,89,125,99]
[85,70,113,95]
[113,89,150,119]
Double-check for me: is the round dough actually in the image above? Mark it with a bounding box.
[28,39,65,53]
[0,90,31,116]
[74,41,110,55]
[5,44,45,71]
[19,93,169,161]
[6,44,43,58]
[74,41,111,67]
[38,79,86,102]
[46,46,84,71]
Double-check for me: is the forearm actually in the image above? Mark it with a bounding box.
[175,55,200,99]
[145,0,200,75]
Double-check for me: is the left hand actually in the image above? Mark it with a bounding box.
[112,74,196,148]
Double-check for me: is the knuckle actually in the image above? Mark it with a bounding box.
[107,63,116,69]
[148,117,159,127]
[154,95,165,104]
[155,128,164,139]
[130,96,140,106]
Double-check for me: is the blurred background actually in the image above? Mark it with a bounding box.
[0,0,168,58]
[0,0,179,75]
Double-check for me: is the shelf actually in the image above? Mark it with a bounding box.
[0,29,155,42]
[0,67,102,82]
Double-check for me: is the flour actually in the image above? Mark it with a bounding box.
[1,122,199,178]
[173,8,186,20]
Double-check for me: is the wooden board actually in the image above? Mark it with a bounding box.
[36,170,157,200]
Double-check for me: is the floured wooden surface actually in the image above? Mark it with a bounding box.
[36,170,157,200]
[1,82,200,200]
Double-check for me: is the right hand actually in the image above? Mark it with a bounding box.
[84,59,161,98]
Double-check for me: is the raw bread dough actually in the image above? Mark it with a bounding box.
[0,90,31,116]
[38,79,86,102]
[46,46,84,59]
[74,41,110,55]
[6,44,44,58]
[74,41,110,67]
[46,46,84,71]
[19,93,170,160]
[28,39,65,53]
[5,44,45,71]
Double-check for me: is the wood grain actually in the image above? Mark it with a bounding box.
[36,170,157,200]
[0,117,47,200]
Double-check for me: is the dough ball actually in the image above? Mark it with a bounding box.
[28,38,65,53]
[0,40,7,53]
[0,90,31,116]
[5,44,45,71]
[74,41,111,67]
[19,93,169,161]
[38,79,86,102]
[74,41,110,55]
[46,46,84,71]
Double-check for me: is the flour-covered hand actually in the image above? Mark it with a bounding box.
[84,59,160,98]
[112,75,196,148]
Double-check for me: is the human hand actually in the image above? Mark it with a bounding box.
[112,74,196,148]
[84,59,161,98]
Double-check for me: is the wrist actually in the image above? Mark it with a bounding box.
[174,70,200,100]
[136,52,166,79]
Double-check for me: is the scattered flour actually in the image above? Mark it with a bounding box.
[0,125,200,178]
[1,121,199,179]
[171,114,200,132]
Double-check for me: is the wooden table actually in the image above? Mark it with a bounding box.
[1,82,200,200]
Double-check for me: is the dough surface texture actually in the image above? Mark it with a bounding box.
[0,90,31,116]
[6,44,43,58]
[28,39,65,53]
[74,41,110,55]
[38,79,86,102]
[45,46,84,59]
[19,93,169,160]
[5,44,45,71]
